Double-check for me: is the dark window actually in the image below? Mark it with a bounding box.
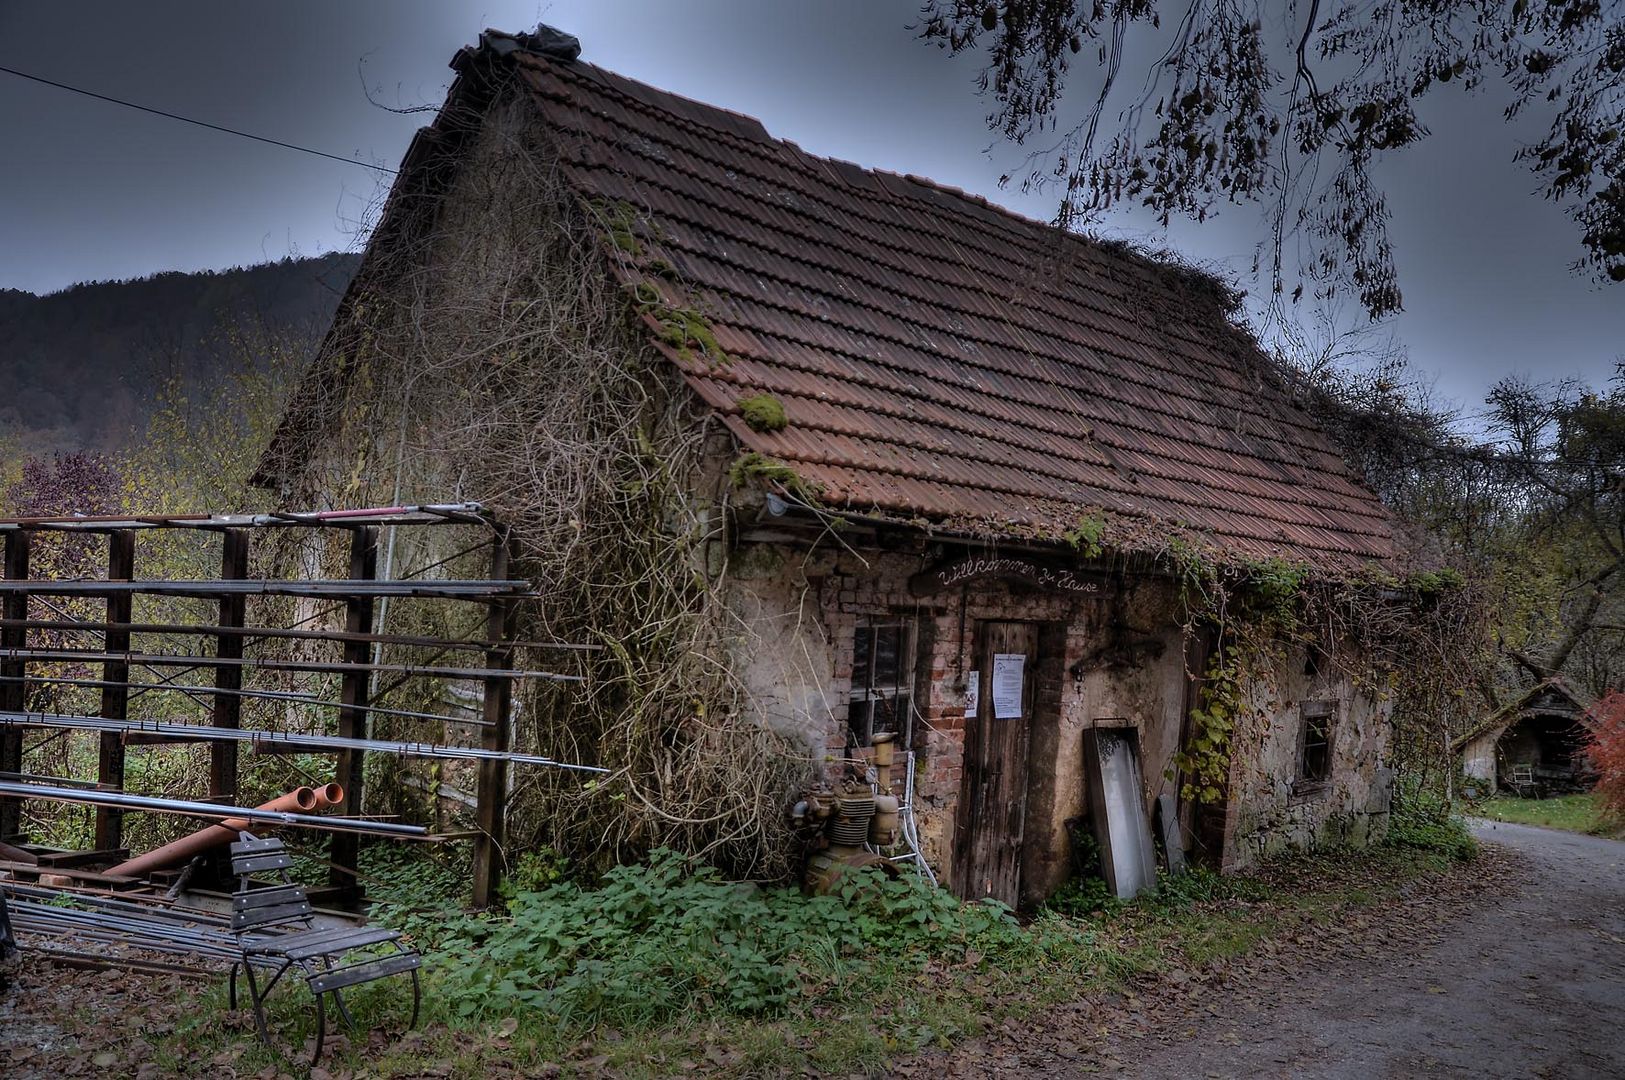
[1299,701,1334,784]
[849,621,914,747]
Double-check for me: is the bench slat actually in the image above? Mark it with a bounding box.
[233,883,308,911]
[243,924,400,960]
[232,852,294,875]
[229,837,284,854]
[307,951,420,994]
[232,900,312,931]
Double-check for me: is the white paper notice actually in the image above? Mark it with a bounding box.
[991,653,1026,719]
[963,671,979,718]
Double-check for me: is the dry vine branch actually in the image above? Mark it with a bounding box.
[265,93,814,880]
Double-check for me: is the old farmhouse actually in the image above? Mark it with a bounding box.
[255,27,1405,907]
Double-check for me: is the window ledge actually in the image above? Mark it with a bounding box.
[1290,779,1331,800]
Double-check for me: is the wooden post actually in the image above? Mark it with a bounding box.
[94,529,136,849]
[329,527,377,892]
[209,529,250,802]
[471,530,516,910]
[0,532,30,841]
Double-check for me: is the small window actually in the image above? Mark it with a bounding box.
[1299,701,1335,784]
[849,621,915,747]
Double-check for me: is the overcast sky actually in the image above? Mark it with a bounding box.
[1,1,1620,418]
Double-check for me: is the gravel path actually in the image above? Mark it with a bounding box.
[921,821,1624,1079]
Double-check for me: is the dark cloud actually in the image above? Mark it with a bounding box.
[0,0,1618,413]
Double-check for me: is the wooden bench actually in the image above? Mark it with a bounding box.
[227,836,420,1062]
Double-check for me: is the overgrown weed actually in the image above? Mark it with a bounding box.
[121,839,1477,1077]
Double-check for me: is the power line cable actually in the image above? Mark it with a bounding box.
[0,63,397,175]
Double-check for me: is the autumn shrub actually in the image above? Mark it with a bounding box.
[422,849,1019,1029]
[1584,690,1625,820]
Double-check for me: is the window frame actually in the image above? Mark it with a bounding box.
[1296,699,1336,790]
[847,618,917,749]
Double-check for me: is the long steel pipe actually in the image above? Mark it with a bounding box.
[0,647,578,682]
[0,617,598,652]
[0,579,532,598]
[0,710,606,771]
[0,675,497,726]
[106,784,340,878]
[0,502,490,532]
[0,781,425,837]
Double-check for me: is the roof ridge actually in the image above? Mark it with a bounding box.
[531,57,1173,290]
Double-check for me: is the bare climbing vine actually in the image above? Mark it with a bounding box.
[262,91,811,879]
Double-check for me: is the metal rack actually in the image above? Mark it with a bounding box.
[0,503,596,908]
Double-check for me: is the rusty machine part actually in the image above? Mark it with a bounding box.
[790,734,904,893]
[106,784,342,879]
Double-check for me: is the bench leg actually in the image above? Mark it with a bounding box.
[228,962,239,1010]
[310,988,328,1065]
[242,959,273,1048]
[330,985,358,1032]
[307,955,359,1033]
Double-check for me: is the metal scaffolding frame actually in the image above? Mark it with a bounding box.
[0,502,590,908]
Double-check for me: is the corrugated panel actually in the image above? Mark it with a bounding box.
[513,53,1398,571]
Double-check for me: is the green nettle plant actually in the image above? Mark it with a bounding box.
[423,850,1021,1028]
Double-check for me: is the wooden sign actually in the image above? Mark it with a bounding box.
[907,555,1111,597]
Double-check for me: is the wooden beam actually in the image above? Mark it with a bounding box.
[0,531,30,841]
[329,527,377,893]
[472,531,517,910]
[95,529,135,849]
[0,838,37,864]
[37,847,129,868]
[209,528,249,801]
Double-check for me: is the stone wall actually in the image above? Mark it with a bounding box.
[723,539,1393,900]
[1221,647,1394,869]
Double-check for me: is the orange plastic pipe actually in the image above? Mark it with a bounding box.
[107,784,343,879]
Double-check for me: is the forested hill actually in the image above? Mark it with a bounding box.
[0,253,358,452]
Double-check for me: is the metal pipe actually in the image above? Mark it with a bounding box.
[0,579,533,598]
[106,784,336,878]
[0,781,425,837]
[0,617,597,652]
[0,647,579,682]
[0,711,607,771]
[0,503,491,532]
[0,675,497,727]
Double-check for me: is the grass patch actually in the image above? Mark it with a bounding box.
[109,841,1472,1078]
[1472,792,1625,840]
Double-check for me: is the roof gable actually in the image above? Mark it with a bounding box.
[1452,676,1595,750]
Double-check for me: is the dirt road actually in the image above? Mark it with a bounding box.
[922,821,1624,1079]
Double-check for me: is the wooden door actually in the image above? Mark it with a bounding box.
[952,620,1039,906]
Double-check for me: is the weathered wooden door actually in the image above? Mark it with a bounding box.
[952,620,1038,906]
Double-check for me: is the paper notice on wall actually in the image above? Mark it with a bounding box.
[991,653,1026,719]
[963,671,979,718]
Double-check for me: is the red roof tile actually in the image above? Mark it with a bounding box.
[262,39,1397,573]
[510,52,1395,570]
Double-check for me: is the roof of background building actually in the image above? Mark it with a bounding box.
[264,28,1399,572]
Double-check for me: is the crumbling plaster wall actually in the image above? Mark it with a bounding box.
[1222,653,1394,869]
[1461,727,1504,784]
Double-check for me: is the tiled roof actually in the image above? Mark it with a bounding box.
[514,51,1397,572]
